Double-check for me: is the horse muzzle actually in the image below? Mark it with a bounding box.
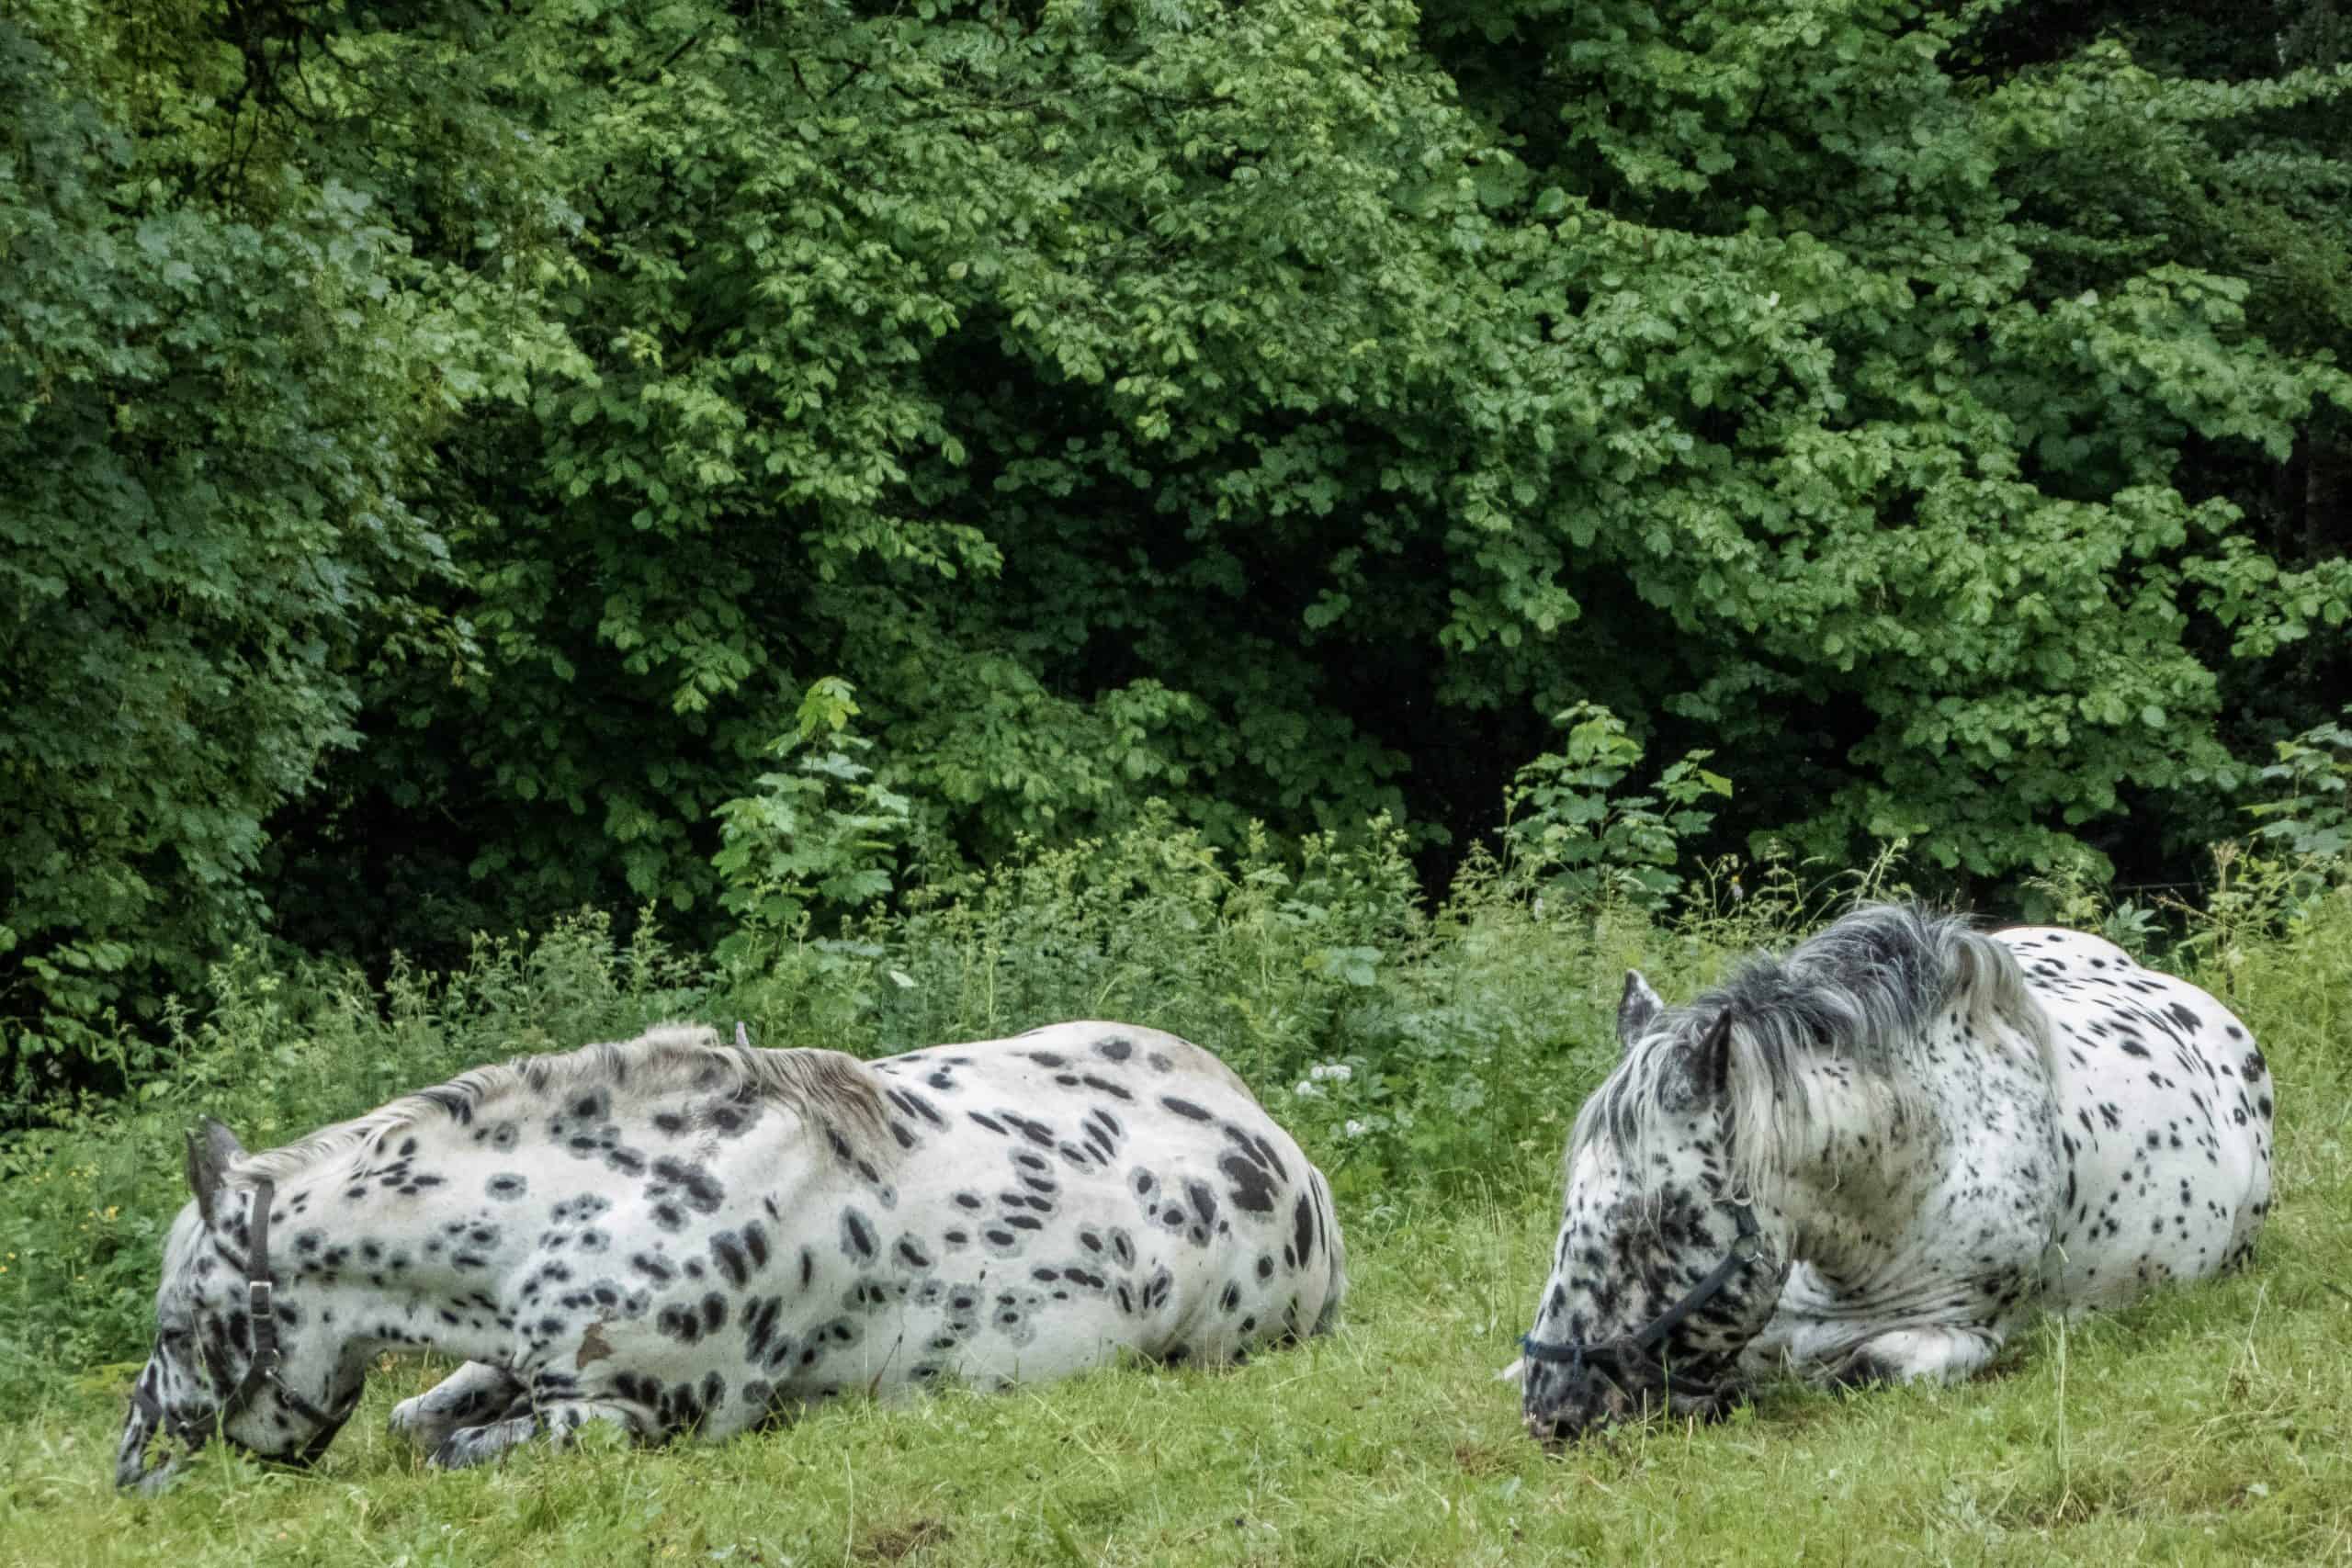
[1520,1354,1646,1446]
[116,1402,345,1492]
[1521,1353,1733,1447]
[116,1406,179,1494]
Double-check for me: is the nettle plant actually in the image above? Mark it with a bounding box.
[710,678,914,972]
[1501,704,1733,913]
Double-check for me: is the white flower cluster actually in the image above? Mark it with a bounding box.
[1292,1061,1353,1099]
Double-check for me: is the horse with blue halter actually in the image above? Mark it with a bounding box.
[1515,904,2274,1443]
[117,1021,1345,1489]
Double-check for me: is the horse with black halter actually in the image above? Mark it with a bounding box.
[1515,905,2273,1443]
[119,1021,1345,1488]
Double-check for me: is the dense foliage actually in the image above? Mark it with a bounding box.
[5,0,2350,1073]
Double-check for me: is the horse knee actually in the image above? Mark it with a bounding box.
[390,1363,526,1450]
[1827,1348,1902,1390]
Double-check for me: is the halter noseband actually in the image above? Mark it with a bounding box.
[131,1177,354,1461]
[1520,1203,1770,1375]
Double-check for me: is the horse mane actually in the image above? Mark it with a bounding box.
[235,1023,894,1183]
[1571,904,2054,1193]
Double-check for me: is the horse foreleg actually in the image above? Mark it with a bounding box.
[389,1361,526,1452]
[427,1396,659,1470]
[1824,1324,2003,1388]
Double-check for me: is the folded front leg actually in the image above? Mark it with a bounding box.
[428,1396,659,1470]
[1825,1325,2003,1388]
[390,1361,526,1452]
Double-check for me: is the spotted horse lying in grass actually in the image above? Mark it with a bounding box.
[117,1021,1345,1489]
[1511,903,2275,1444]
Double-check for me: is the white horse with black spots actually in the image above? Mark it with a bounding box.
[1514,903,2274,1442]
[118,1021,1345,1489]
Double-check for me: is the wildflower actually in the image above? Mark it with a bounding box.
[1308,1062,1352,1084]
[1344,1120,1368,1138]
[1293,1080,1324,1100]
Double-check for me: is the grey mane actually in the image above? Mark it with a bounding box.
[1572,904,2052,1190]
[235,1023,893,1183]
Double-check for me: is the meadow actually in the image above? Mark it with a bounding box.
[14,1,2352,1556]
[2,832,2346,1565]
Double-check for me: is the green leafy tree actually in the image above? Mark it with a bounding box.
[273,0,2352,955]
[0,6,572,1080]
[11,0,2352,1059]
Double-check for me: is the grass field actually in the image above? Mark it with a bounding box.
[4,1113,2346,1563]
[4,872,2348,1565]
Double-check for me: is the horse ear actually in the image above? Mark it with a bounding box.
[1617,970,1665,1049]
[735,1021,752,1050]
[1691,1011,1736,1100]
[184,1117,246,1225]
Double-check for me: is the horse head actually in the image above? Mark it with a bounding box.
[1519,979,1787,1446]
[117,1120,359,1491]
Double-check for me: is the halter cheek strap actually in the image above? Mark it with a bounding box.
[225,1178,350,1430]
[1521,1203,1769,1371]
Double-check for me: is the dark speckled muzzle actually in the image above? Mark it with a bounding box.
[1520,1203,1769,1445]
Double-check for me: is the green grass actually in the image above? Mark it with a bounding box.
[3,1113,2346,1566]
[5,863,2349,1564]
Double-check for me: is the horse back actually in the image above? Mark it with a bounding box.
[1994,927,2274,1308]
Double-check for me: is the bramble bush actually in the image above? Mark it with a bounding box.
[710,678,916,975]
[1501,703,1734,913]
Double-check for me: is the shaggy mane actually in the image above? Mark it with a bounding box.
[235,1023,893,1182]
[1571,904,2054,1192]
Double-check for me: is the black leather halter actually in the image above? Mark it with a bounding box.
[131,1178,354,1461]
[1521,1203,1770,1375]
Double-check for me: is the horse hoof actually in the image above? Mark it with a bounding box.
[388,1395,455,1451]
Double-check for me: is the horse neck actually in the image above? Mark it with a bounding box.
[1744,1062,1956,1279]
[285,1128,562,1367]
